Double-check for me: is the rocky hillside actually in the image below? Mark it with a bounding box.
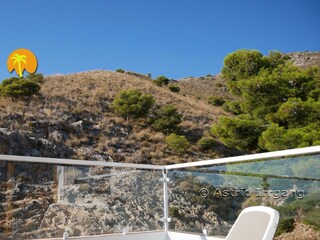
[1,51,319,164]
[0,70,241,166]
[287,51,320,69]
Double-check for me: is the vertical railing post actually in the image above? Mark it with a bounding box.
[160,169,170,231]
[57,166,64,202]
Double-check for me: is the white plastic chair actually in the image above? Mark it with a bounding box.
[226,206,280,240]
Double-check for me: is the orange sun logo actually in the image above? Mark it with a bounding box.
[7,48,38,77]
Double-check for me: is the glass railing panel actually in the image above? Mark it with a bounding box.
[0,161,58,239]
[168,153,320,237]
[0,161,163,239]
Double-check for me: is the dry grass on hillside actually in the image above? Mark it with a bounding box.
[42,70,228,125]
[0,70,237,165]
[177,75,232,102]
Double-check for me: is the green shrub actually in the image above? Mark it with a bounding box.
[276,217,295,236]
[165,133,190,154]
[116,69,125,73]
[197,136,216,151]
[154,76,169,86]
[112,89,155,120]
[277,192,320,216]
[303,210,320,231]
[152,105,182,133]
[26,73,44,84]
[275,192,320,233]
[208,96,225,106]
[0,77,40,99]
[1,77,21,86]
[169,207,180,218]
[168,84,180,93]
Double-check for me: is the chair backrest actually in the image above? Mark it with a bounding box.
[226,206,279,240]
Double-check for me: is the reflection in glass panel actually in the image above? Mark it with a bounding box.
[168,154,320,237]
[0,161,163,239]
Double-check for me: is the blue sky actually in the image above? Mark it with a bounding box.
[0,0,319,80]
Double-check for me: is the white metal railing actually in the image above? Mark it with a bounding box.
[1,146,319,170]
[0,154,165,170]
[165,145,320,169]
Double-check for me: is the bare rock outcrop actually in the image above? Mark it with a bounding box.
[0,128,72,158]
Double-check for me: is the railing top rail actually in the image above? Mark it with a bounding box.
[0,146,319,170]
[0,154,165,170]
[164,146,320,170]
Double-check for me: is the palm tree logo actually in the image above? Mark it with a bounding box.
[10,53,27,77]
[7,48,38,78]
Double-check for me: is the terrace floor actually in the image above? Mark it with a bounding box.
[41,231,224,240]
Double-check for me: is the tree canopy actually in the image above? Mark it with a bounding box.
[213,49,320,151]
